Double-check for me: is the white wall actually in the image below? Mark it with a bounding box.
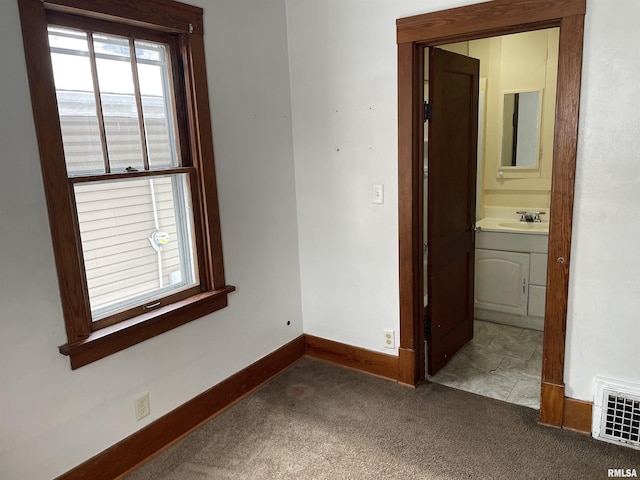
[286,0,482,353]
[287,0,640,402]
[0,0,302,478]
[565,0,640,401]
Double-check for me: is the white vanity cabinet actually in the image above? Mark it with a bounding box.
[474,230,548,331]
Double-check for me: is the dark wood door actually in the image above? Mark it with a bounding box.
[427,48,479,375]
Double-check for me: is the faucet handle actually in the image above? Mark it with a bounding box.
[516,211,528,221]
[533,211,546,222]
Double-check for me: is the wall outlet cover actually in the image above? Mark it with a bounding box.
[135,392,150,421]
[383,329,395,349]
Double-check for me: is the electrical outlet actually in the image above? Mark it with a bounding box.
[383,329,395,349]
[134,392,150,421]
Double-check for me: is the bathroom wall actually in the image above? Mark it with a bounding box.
[436,31,558,216]
[0,0,302,478]
[469,29,559,214]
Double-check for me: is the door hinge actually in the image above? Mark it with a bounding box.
[424,101,432,122]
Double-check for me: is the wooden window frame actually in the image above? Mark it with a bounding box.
[17,0,235,369]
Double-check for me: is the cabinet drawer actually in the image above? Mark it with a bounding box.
[528,285,546,317]
[529,253,548,286]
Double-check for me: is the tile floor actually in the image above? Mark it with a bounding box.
[428,319,543,409]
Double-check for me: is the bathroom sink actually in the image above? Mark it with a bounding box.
[498,222,549,233]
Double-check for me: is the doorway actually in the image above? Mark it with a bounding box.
[396,0,586,428]
[426,30,558,409]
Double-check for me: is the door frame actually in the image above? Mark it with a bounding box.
[396,0,586,428]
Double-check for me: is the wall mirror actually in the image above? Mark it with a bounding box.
[500,90,542,168]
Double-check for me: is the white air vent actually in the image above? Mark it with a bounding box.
[593,377,640,450]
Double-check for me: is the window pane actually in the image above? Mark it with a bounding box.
[48,27,105,174]
[93,34,145,172]
[136,40,180,169]
[74,174,198,320]
[48,26,90,52]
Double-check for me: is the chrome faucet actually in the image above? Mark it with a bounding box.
[532,211,546,223]
[516,210,546,222]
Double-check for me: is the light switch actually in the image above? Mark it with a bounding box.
[372,184,384,204]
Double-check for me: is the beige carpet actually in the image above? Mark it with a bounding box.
[125,358,640,480]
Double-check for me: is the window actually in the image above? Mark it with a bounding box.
[18,0,234,368]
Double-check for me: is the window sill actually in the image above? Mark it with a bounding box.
[59,286,235,369]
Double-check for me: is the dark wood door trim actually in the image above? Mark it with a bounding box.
[396,0,586,427]
[396,0,584,45]
[397,41,425,386]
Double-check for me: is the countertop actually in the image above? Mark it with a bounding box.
[476,217,549,235]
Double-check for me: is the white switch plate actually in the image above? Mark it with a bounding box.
[373,184,384,204]
[383,329,395,349]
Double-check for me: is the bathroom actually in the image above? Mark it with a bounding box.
[424,28,559,409]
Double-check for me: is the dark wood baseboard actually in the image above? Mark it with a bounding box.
[398,347,417,386]
[563,397,593,434]
[540,381,565,427]
[54,334,400,480]
[56,332,589,480]
[304,334,399,381]
[55,335,306,480]
[539,381,592,434]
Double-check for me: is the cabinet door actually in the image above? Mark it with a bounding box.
[529,253,548,286]
[528,285,546,317]
[474,249,529,315]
